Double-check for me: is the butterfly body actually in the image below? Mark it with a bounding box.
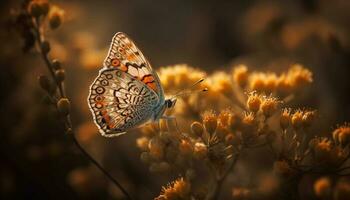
[88,32,174,137]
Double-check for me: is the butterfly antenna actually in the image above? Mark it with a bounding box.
[171,78,207,99]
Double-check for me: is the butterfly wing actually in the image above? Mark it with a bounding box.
[88,68,159,137]
[103,32,164,103]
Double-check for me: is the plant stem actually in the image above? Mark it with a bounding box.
[206,151,240,200]
[31,16,133,200]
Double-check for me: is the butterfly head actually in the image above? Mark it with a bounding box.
[165,98,177,109]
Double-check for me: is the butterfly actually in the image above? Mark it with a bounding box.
[87,32,178,137]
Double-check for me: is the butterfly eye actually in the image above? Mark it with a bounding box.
[111,59,120,67]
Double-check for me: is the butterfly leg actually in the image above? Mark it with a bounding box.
[160,116,183,134]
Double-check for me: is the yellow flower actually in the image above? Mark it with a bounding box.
[287,64,313,89]
[157,177,191,200]
[159,64,206,92]
[232,64,249,87]
[246,92,262,113]
[291,110,303,130]
[260,96,279,117]
[202,110,218,134]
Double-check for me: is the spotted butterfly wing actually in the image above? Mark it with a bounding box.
[88,68,159,137]
[103,32,164,102]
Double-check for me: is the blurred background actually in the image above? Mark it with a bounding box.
[0,0,350,199]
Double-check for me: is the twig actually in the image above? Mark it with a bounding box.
[31,14,133,200]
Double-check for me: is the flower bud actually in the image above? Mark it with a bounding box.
[314,177,331,198]
[291,110,303,130]
[41,40,50,54]
[57,98,70,116]
[232,65,248,87]
[280,108,291,130]
[333,124,350,146]
[191,121,204,137]
[55,69,65,82]
[302,111,316,128]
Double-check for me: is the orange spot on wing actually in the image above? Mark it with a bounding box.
[111,59,120,67]
[127,54,136,61]
[147,82,157,92]
[119,64,128,72]
[142,76,155,83]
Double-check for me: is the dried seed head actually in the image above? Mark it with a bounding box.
[246,92,262,113]
[314,177,331,198]
[280,108,291,130]
[202,111,217,134]
[55,69,65,82]
[52,59,61,70]
[57,98,70,116]
[291,110,303,130]
[48,5,64,29]
[261,96,279,117]
[233,65,248,87]
[191,121,204,137]
[27,0,49,17]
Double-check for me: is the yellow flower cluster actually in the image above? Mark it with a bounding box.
[155,177,191,200]
[232,64,313,96]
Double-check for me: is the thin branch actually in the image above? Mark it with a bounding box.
[31,15,133,200]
